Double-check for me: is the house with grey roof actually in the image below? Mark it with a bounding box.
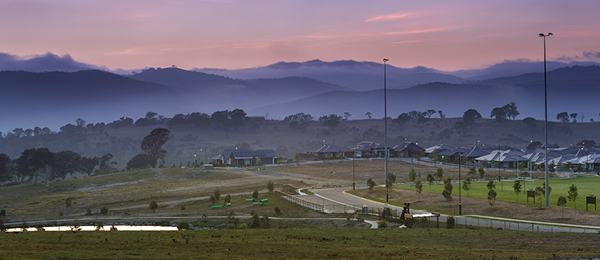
[311,144,354,159]
[220,149,277,165]
[393,142,425,158]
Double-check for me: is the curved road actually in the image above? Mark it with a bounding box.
[312,187,600,233]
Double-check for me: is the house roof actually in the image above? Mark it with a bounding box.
[438,147,470,156]
[424,144,453,154]
[225,149,277,159]
[392,142,425,153]
[315,144,353,153]
[464,146,491,158]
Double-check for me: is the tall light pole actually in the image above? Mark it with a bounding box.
[458,153,462,215]
[383,58,389,202]
[352,151,356,190]
[540,32,552,207]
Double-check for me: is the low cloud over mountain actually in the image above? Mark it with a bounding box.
[0,53,106,72]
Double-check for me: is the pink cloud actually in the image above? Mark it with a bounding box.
[385,26,457,35]
[365,11,414,22]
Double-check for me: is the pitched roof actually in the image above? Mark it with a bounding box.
[425,144,453,154]
[225,149,277,159]
[315,144,353,153]
[392,142,425,152]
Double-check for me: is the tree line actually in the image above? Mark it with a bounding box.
[0,149,115,186]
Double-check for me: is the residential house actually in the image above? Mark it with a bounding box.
[392,142,425,158]
[311,144,354,159]
[220,149,277,165]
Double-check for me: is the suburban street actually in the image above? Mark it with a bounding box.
[311,187,600,233]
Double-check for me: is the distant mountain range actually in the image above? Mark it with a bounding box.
[196,59,465,91]
[2,54,600,133]
[250,65,600,120]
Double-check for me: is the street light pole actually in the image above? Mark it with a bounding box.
[383,58,389,202]
[459,153,462,215]
[353,152,356,190]
[540,32,552,207]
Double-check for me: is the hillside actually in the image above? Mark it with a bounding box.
[0,70,185,131]
[196,59,465,90]
[2,117,598,170]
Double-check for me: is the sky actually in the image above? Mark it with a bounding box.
[1,0,600,71]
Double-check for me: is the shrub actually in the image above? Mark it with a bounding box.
[237,224,247,229]
[149,200,158,212]
[85,207,92,216]
[224,194,231,204]
[177,222,190,230]
[378,220,388,229]
[367,178,376,190]
[267,180,275,193]
[100,206,109,215]
[252,190,259,200]
[446,216,455,229]
[274,205,281,215]
[214,189,221,201]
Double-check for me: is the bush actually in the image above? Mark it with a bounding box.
[149,200,158,212]
[85,207,92,216]
[177,222,190,230]
[378,220,388,229]
[100,206,109,215]
[446,216,455,229]
[267,180,275,193]
[237,224,247,229]
[367,178,376,190]
[274,205,281,215]
[252,190,259,200]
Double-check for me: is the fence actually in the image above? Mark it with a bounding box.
[275,189,324,212]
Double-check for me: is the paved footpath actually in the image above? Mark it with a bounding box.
[312,187,600,233]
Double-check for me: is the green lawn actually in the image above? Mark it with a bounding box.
[2,228,599,259]
[403,176,599,210]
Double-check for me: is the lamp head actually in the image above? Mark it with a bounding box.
[548,32,553,36]
[383,58,389,62]
[539,33,544,37]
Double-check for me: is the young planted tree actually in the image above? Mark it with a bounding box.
[436,167,444,181]
[386,173,397,188]
[513,180,522,202]
[557,196,567,218]
[408,168,417,187]
[267,180,275,193]
[442,177,453,200]
[486,180,495,191]
[224,194,231,204]
[462,177,472,196]
[487,189,497,206]
[468,167,477,176]
[426,173,435,191]
[149,200,158,212]
[252,190,259,200]
[367,178,376,190]
[534,186,545,208]
[415,180,423,201]
[567,184,578,209]
[214,189,221,201]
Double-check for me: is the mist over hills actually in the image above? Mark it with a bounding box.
[196,59,465,91]
[2,53,600,134]
[0,70,185,132]
[251,65,600,120]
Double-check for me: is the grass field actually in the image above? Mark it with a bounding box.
[399,176,600,210]
[2,228,600,259]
